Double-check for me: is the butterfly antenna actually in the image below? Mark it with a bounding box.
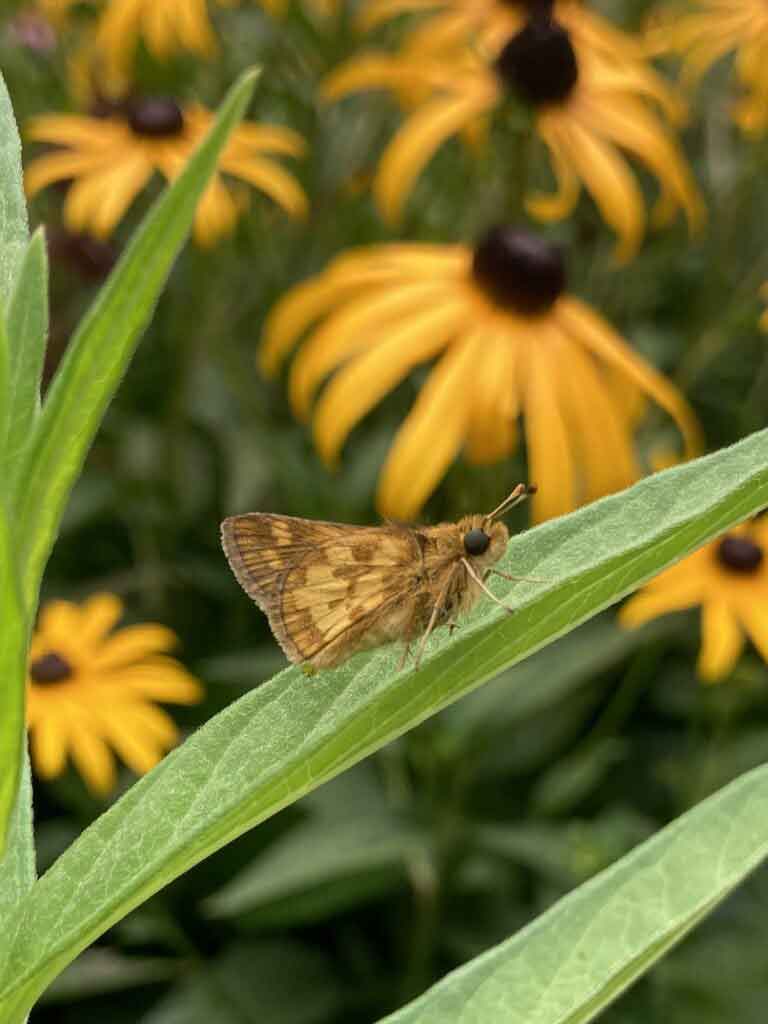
[486,483,537,523]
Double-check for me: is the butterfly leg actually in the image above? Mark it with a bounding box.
[462,558,514,614]
[487,569,548,584]
[412,570,456,670]
[398,643,412,671]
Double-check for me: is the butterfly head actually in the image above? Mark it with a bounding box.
[459,482,537,567]
[460,516,509,567]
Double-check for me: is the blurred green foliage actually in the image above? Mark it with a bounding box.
[3,0,768,1021]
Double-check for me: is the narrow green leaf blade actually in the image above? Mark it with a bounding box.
[0,72,29,301]
[380,763,768,1024]
[0,501,29,856]
[4,229,48,479]
[13,69,259,608]
[1,431,767,1017]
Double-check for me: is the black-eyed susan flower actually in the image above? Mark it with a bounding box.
[260,226,702,522]
[27,593,203,796]
[620,520,768,683]
[647,0,768,136]
[24,97,308,247]
[358,0,662,83]
[324,10,702,260]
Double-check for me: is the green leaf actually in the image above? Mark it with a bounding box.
[380,763,768,1024]
[0,72,28,303]
[4,229,48,481]
[1,430,767,1018]
[0,502,29,856]
[12,69,259,609]
[0,751,35,913]
[0,302,9,466]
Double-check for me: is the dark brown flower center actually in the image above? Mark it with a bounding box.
[29,651,73,684]
[716,536,764,574]
[495,16,579,107]
[128,98,185,137]
[471,226,566,314]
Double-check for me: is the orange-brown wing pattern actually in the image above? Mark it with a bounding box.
[220,514,420,666]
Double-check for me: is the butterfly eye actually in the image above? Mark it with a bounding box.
[463,528,491,556]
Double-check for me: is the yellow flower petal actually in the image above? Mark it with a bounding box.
[29,713,69,780]
[96,705,174,776]
[552,326,640,501]
[260,272,385,375]
[374,88,494,224]
[24,150,115,197]
[193,176,240,247]
[69,723,117,796]
[35,599,85,647]
[522,326,577,523]
[552,115,645,263]
[619,576,703,628]
[91,154,155,239]
[697,600,744,683]
[222,155,308,219]
[735,594,768,666]
[556,297,704,458]
[168,0,218,56]
[322,53,426,101]
[25,114,126,147]
[289,280,452,417]
[464,328,519,464]
[525,118,581,222]
[91,624,178,671]
[313,296,468,464]
[64,157,153,240]
[103,659,204,703]
[377,330,484,519]
[228,123,306,157]
[78,593,125,648]
[586,94,703,232]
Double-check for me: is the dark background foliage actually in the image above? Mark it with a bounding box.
[3,0,768,1020]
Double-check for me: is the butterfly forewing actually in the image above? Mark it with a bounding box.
[221,513,421,666]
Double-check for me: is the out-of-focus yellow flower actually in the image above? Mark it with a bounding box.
[324,10,702,261]
[24,98,307,247]
[260,226,702,522]
[647,0,768,136]
[27,593,203,795]
[359,0,667,88]
[620,520,768,683]
[94,0,238,78]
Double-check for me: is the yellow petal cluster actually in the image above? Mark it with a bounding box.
[27,594,203,795]
[647,0,768,136]
[620,519,768,682]
[25,104,307,246]
[94,0,237,77]
[260,241,702,522]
